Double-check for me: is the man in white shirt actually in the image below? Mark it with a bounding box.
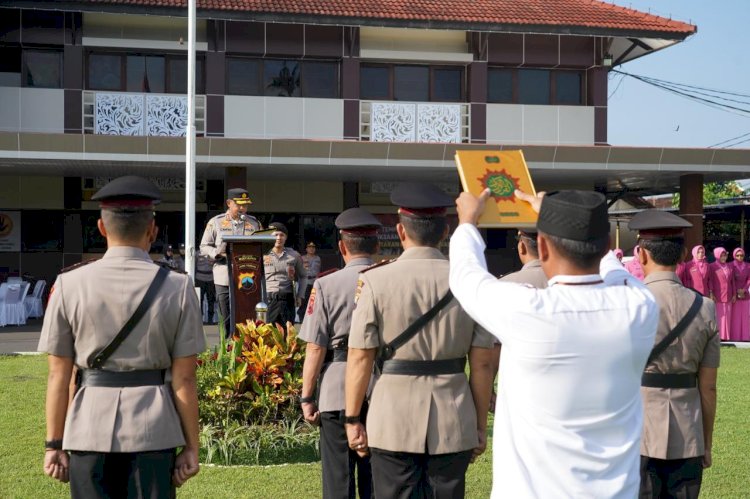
[449,188,659,498]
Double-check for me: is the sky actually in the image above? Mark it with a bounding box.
[607,0,750,153]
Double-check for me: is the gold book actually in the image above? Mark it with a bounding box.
[454,150,538,228]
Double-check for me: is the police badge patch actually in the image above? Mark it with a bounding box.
[305,288,317,316]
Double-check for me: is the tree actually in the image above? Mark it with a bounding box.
[672,180,743,206]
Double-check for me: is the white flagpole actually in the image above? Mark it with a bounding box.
[185,0,196,282]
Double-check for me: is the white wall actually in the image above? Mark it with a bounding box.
[0,87,65,133]
[486,104,595,145]
[224,96,344,140]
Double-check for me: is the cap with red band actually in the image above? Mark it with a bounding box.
[390,182,453,218]
[335,208,382,235]
[628,210,692,240]
[92,175,161,210]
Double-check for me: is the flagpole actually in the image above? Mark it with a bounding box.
[185,0,196,283]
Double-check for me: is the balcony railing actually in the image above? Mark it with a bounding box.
[83,91,205,136]
[360,101,470,143]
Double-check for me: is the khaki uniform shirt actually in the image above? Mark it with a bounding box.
[264,247,306,295]
[641,271,720,459]
[38,247,206,453]
[199,212,262,286]
[349,247,495,454]
[301,254,322,283]
[298,257,373,412]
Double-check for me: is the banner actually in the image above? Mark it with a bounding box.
[0,211,21,252]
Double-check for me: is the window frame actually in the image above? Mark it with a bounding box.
[225,56,340,98]
[21,48,63,88]
[359,63,466,102]
[487,67,586,106]
[86,51,206,94]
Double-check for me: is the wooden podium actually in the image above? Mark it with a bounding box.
[223,234,276,335]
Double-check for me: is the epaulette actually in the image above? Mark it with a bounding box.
[317,267,340,278]
[154,261,187,274]
[59,258,100,274]
[359,258,396,274]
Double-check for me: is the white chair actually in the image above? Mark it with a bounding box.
[0,283,8,302]
[24,280,46,319]
[0,283,28,326]
[7,276,22,284]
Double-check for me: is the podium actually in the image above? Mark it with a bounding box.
[223,234,276,335]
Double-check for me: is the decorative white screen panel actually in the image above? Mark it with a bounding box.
[95,93,145,135]
[370,102,415,142]
[416,104,461,143]
[146,95,188,137]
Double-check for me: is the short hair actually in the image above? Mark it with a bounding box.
[398,213,447,247]
[341,233,379,255]
[100,209,153,242]
[543,233,608,269]
[640,238,684,266]
[518,233,539,257]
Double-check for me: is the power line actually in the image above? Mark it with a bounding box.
[721,136,750,149]
[625,72,750,99]
[608,73,627,99]
[708,131,750,148]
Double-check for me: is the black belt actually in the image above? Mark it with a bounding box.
[381,358,466,376]
[79,369,166,388]
[267,292,292,301]
[324,349,348,363]
[641,372,697,389]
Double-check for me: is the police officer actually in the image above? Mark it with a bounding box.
[159,244,178,269]
[38,176,206,497]
[629,210,720,499]
[200,188,262,336]
[299,208,381,499]
[344,183,495,498]
[297,241,322,323]
[264,222,306,325]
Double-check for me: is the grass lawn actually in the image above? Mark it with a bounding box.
[1,348,746,498]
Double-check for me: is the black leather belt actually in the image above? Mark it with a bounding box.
[267,292,292,301]
[324,349,348,363]
[381,357,466,376]
[641,372,697,389]
[79,369,166,388]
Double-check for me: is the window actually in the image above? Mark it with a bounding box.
[360,66,389,100]
[518,69,550,105]
[0,45,21,86]
[87,52,205,94]
[394,66,428,101]
[488,67,584,105]
[88,53,122,91]
[23,50,62,88]
[226,57,339,98]
[126,55,165,93]
[22,211,63,252]
[555,72,582,105]
[360,64,465,102]
[487,68,513,103]
[226,58,261,95]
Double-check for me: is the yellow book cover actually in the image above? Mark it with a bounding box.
[454,150,538,228]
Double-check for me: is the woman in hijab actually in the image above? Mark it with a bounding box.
[731,247,750,341]
[683,245,710,295]
[624,246,644,280]
[708,247,735,341]
[614,248,624,264]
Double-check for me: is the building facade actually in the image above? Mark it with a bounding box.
[0,0,747,281]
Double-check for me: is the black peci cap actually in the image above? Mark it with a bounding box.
[269,222,288,235]
[335,208,382,236]
[537,190,609,242]
[628,210,692,240]
[390,182,453,217]
[227,188,252,205]
[92,176,161,210]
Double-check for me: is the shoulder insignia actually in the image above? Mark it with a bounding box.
[305,287,317,316]
[263,255,272,265]
[220,219,232,229]
[59,258,100,274]
[154,261,187,274]
[317,268,339,279]
[359,258,396,274]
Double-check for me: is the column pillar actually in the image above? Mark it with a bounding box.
[679,174,704,252]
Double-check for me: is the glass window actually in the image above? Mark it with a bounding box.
[126,55,165,93]
[301,61,338,98]
[556,71,582,105]
[518,69,550,105]
[487,68,513,103]
[360,66,389,100]
[167,57,205,94]
[88,53,122,90]
[22,211,63,251]
[0,46,21,86]
[432,68,462,102]
[394,65,428,101]
[264,59,300,97]
[226,57,261,95]
[24,50,62,88]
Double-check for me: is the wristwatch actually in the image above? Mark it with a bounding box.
[300,396,315,404]
[45,439,63,450]
[344,415,361,425]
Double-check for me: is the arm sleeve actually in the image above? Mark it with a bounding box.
[38,276,75,357]
[199,221,222,260]
[449,223,537,344]
[600,250,647,289]
[295,256,307,296]
[297,280,329,347]
[348,274,381,349]
[172,276,208,358]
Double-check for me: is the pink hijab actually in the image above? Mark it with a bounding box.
[691,245,708,276]
[713,247,729,266]
[733,248,747,272]
[624,246,644,280]
[614,248,624,260]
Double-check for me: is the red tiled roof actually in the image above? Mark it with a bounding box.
[76,0,696,36]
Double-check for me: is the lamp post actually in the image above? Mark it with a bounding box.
[185,0,196,282]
